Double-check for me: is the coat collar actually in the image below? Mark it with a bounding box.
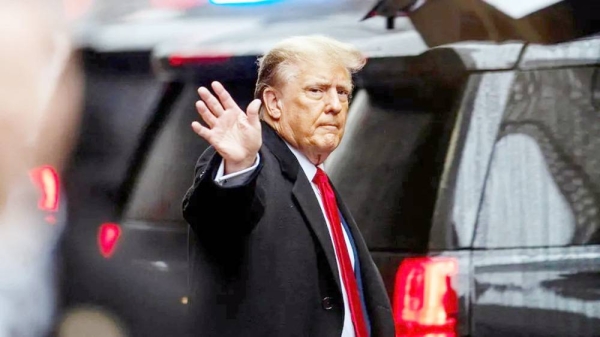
[261,121,300,182]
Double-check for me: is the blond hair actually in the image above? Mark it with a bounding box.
[254,35,366,108]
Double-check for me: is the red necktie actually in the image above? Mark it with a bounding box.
[313,168,368,337]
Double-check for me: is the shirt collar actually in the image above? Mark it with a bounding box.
[285,142,324,182]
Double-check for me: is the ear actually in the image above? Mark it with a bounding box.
[262,87,281,120]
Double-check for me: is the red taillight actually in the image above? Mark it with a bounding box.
[393,257,458,337]
[29,165,60,224]
[168,54,231,67]
[98,223,122,259]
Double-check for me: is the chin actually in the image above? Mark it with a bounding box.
[315,137,340,154]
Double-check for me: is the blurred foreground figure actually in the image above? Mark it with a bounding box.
[0,1,82,336]
[183,36,394,337]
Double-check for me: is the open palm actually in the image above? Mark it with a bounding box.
[192,81,262,174]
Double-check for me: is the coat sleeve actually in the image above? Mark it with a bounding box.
[181,146,265,239]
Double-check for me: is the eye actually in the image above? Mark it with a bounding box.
[338,90,350,100]
[306,87,324,98]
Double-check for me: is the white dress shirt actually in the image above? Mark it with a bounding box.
[215,144,357,337]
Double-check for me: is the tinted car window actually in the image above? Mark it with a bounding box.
[66,69,163,211]
[329,82,459,251]
[474,68,600,248]
[124,81,255,223]
[124,86,205,223]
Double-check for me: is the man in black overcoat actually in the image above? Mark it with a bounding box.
[183,35,394,337]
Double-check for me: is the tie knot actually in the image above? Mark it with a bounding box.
[312,167,329,185]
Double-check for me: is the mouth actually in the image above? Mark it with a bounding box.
[318,124,339,130]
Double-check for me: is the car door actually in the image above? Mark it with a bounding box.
[467,56,600,336]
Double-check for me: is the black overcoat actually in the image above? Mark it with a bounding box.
[182,123,394,337]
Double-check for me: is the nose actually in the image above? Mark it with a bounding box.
[325,89,342,115]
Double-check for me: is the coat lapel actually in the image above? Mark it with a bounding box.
[262,123,341,290]
[334,188,368,273]
[292,178,341,289]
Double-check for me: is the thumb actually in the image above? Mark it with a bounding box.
[246,99,262,126]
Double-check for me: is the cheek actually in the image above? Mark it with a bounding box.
[340,111,348,124]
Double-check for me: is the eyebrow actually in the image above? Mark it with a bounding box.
[305,80,352,92]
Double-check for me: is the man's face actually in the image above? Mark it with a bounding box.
[275,60,352,164]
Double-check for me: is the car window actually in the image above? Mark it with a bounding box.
[444,72,517,249]
[473,68,600,248]
[124,81,255,223]
[66,62,163,222]
[328,83,459,251]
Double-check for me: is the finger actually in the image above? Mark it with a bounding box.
[195,100,217,127]
[198,86,224,117]
[211,81,240,111]
[246,99,262,127]
[191,121,213,143]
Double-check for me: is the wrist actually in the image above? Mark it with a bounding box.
[224,155,257,175]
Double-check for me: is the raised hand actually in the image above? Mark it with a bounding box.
[192,81,262,174]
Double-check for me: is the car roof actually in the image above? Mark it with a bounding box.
[74,0,400,52]
[151,14,428,60]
